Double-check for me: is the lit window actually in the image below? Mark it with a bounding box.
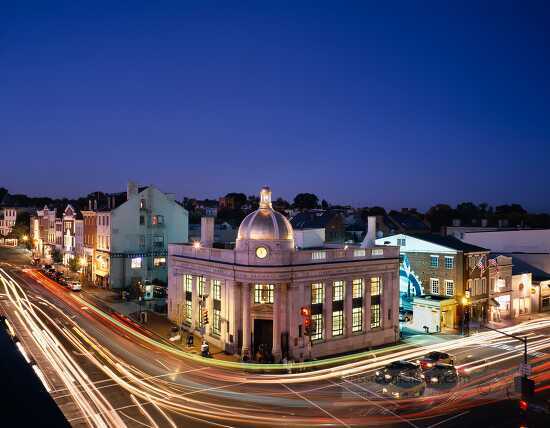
[333,281,344,301]
[197,276,205,296]
[352,279,363,298]
[185,300,192,323]
[445,256,454,269]
[311,313,323,341]
[184,275,193,293]
[254,284,274,304]
[431,278,440,294]
[212,309,221,336]
[352,307,363,332]
[212,280,221,301]
[152,236,164,247]
[431,256,439,268]
[140,199,146,209]
[370,277,381,296]
[311,283,324,304]
[332,310,344,336]
[312,251,326,260]
[153,257,166,267]
[370,304,380,328]
[445,280,454,296]
[131,257,142,269]
[152,215,164,225]
[371,248,383,256]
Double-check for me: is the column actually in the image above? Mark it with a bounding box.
[345,278,353,336]
[241,283,251,358]
[272,283,283,361]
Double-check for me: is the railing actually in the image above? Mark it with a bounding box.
[169,243,398,265]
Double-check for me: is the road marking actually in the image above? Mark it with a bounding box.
[156,359,170,371]
[338,379,420,428]
[281,382,351,427]
[426,410,470,428]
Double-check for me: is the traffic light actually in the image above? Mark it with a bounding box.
[519,399,528,413]
[202,308,209,325]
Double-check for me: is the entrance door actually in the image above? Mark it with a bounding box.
[253,319,273,359]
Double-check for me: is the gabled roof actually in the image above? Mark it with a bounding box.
[408,233,489,253]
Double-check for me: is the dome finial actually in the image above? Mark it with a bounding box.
[259,186,272,209]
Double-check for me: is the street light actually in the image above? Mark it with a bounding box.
[22,235,29,242]
[193,241,201,249]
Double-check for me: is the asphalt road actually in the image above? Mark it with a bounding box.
[1,247,549,427]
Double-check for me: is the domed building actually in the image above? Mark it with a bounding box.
[168,187,400,361]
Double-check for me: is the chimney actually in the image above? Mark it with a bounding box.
[200,217,215,247]
[107,196,111,210]
[112,195,116,208]
[481,218,488,228]
[127,181,138,200]
[362,216,377,248]
[93,200,97,211]
[88,199,92,210]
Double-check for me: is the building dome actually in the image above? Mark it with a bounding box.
[237,187,294,241]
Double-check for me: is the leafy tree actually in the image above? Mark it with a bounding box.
[68,257,79,273]
[225,193,247,209]
[321,199,330,210]
[51,248,63,264]
[455,202,481,226]
[425,204,455,232]
[293,193,319,210]
[217,208,246,228]
[273,197,290,213]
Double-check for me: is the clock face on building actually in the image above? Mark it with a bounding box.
[255,246,268,259]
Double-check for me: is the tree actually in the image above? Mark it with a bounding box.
[293,193,319,210]
[68,257,79,273]
[51,248,62,264]
[225,193,247,209]
[321,199,330,210]
[425,204,455,232]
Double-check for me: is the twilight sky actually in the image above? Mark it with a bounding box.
[1,1,549,211]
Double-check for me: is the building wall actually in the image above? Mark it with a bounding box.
[462,229,550,253]
[110,186,188,289]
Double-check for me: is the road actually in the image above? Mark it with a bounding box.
[1,248,549,427]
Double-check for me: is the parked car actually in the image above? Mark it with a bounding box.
[424,363,458,385]
[381,375,426,399]
[375,360,423,383]
[418,351,455,370]
[67,281,82,291]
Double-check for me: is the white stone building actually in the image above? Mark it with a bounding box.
[168,187,400,362]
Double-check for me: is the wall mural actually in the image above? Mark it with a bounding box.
[399,254,422,310]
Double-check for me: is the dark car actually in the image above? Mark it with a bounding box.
[418,351,454,370]
[424,363,458,385]
[382,375,426,399]
[375,360,423,383]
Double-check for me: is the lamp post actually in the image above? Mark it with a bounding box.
[461,295,471,336]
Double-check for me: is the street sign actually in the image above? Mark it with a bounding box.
[519,363,532,377]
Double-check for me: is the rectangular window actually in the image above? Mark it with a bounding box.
[152,235,164,247]
[197,276,205,296]
[445,280,454,296]
[131,257,142,269]
[370,304,381,328]
[311,283,324,304]
[312,250,326,260]
[353,249,366,257]
[311,313,323,341]
[352,278,363,299]
[152,215,164,225]
[153,257,166,267]
[445,256,454,269]
[371,248,384,256]
[332,310,344,336]
[212,309,221,336]
[212,279,221,301]
[397,238,406,246]
[254,284,274,304]
[430,255,439,268]
[140,216,145,225]
[184,275,193,294]
[352,307,363,332]
[474,278,480,295]
[185,300,192,323]
[431,278,440,294]
[333,280,344,301]
[481,277,487,294]
[140,199,146,209]
[139,235,145,248]
[370,277,381,296]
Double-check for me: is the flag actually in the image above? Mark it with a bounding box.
[489,257,499,273]
[477,255,485,275]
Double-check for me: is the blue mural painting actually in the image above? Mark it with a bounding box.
[399,254,422,311]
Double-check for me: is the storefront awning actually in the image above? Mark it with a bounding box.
[489,298,500,307]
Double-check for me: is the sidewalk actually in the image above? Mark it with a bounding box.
[80,285,238,362]
[486,312,550,330]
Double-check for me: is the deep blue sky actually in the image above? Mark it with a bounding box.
[1,1,549,211]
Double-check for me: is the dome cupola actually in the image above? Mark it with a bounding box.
[237,186,294,241]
